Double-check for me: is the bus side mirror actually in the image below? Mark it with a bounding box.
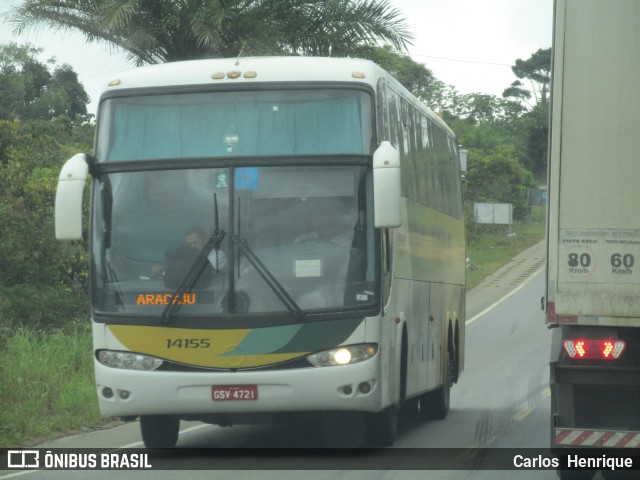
[373,141,402,228]
[55,153,89,240]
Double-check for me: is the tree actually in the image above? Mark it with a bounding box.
[43,64,90,119]
[503,48,551,107]
[502,48,551,179]
[0,117,92,330]
[447,93,525,125]
[10,0,413,64]
[0,43,93,331]
[463,146,537,222]
[0,42,89,121]
[519,101,549,178]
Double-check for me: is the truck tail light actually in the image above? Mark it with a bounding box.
[563,339,626,360]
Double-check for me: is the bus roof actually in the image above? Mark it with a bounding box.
[103,56,385,92]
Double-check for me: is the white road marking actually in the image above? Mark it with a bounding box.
[466,267,543,326]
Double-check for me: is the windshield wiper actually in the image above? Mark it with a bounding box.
[234,236,305,322]
[160,195,226,324]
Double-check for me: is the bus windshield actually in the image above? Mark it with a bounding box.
[96,89,373,161]
[91,165,377,322]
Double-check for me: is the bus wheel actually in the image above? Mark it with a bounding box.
[366,406,398,447]
[140,415,180,448]
[420,345,454,420]
[321,412,367,448]
[402,397,420,424]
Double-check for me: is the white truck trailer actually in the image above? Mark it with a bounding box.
[547,0,640,452]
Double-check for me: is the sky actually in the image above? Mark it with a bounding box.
[0,0,553,115]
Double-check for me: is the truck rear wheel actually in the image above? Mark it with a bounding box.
[140,415,180,448]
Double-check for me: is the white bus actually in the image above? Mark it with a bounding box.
[55,56,465,448]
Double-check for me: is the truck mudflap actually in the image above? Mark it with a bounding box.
[551,361,640,448]
[555,428,640,448]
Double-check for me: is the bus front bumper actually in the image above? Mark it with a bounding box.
[94,357,383,418]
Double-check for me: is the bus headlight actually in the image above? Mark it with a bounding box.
[307,344,378,367]
[98,350,164,371]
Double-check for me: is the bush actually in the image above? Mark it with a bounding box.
[463,146,537,222]
[0,325,101,445]
[0,117,92,332]
[0,284,88,334]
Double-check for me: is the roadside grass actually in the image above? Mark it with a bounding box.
[0,206,546,447]
[0,325,106,446]
[466,205,546,290]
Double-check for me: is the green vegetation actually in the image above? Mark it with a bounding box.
[463,148,537,222]
[0,42,101,446]
[9,0,412,63]
[466,206,546,291]
[0,326,106,446]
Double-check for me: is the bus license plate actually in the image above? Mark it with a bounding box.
[212,385,258,401]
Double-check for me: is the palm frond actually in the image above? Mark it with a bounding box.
[99,0,140,30]
[9,0,414,63]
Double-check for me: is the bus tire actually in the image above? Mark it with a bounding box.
[367,405,398,447]
[452,322,460,383]
[322,412,367,448]
[420,380,450,420]
[420,342,454,420]
[140,415,180,448]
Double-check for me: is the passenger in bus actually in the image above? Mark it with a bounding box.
[153,225,227,287]
[183,225,227,271]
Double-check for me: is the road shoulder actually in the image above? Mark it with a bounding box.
[466,240,545,320]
